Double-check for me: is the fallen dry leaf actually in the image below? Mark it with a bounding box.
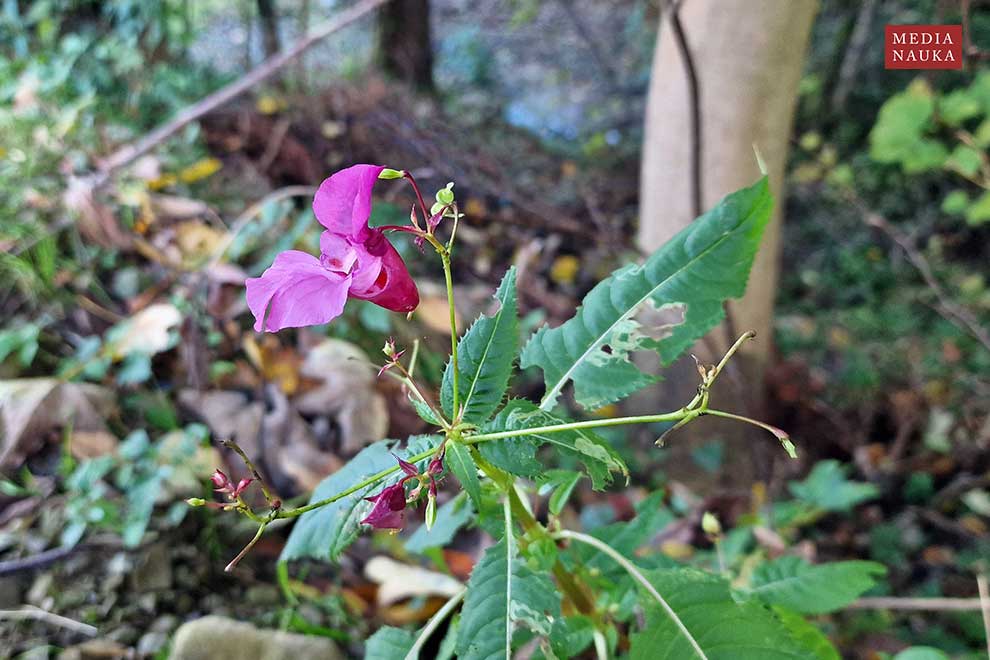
[0,379,114,467]
[294,339,388,455]
[108,303,182,358]
[364,556,463,606]
[70,430,118,460]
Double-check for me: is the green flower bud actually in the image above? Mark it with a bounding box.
[378,168,405,180]
[186,497,207,507]
[701,511,722,537]
[424,494,437,531]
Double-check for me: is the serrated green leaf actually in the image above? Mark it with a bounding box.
[442,268,518,423]
[539,470,582,516]
[478,400,628,489]
[409,394,443,426]
[447,441,483,509]
[521,178,772,410]
[788,460,878,512]
[365,626,416,659]
[965,190,990,226]
[280,436,439,563]
[457,537,560,660]
[569,492,674,576]
[870,79,936,166]
[748,557,885,614]
[629,568,807,660]
[406,492,475,554]
[772,607,840,660]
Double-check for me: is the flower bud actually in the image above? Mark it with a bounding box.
[378,168,405,180]
[211,469,229,489]
[425,492,437,531]
[701,511,722,537]
[232,478,254,497]
[435,183,455,205]
[186,497,207,507]
[393,453,420,478]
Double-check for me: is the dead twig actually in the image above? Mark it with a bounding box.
[92,0,390,188]
[848,596,986,611]
[0,606,97,637]
[978,573,990,657]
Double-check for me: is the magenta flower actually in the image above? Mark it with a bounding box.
[246,164,420,332]
[361,483,408,530]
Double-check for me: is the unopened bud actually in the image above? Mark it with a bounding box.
[435,182,454,205]
[378,168,405,180]
[701,511,722,537]
[425,493,437,531]
[186,498,207,507]
[382,337,397,358]
[210,469,229,489]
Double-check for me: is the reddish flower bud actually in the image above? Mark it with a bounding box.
[233,478,254,497]
[393,453,419,478]
[427,455,444,476]
[211,469,229,490]
[361,483,408,530]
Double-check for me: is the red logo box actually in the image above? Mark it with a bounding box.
[885,25,963,69]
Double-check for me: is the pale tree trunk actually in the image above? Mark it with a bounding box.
[635,0,817,486]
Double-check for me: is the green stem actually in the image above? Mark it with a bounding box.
[553,529,708,660]
[274,446,438,519]
[404,589,465,660]
[463,409,693,445]
[470,448,598,618]
[441,250,460,419]
[225,520,269,572]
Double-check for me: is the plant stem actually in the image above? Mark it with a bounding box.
[553,529,708,660]
[463,409,692,444]
[274,446,438,519]
[471,448,598,618]
[404,589,465,660]
[225,520,269,572]
[441,250,460,419]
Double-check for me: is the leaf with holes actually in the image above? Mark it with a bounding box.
[629,568,806,660]
[456,537,560,660]
[280,435,439,563]
[442,268,517,423]
[521,178,772,411]
[477,399,627,490]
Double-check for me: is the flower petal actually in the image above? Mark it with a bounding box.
[312,164,386,240]
[348,239,420,313]
[246,251,350,332]
[320,231,383,292]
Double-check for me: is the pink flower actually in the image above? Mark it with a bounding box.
[361,483,408,530]
[246,164,420,332]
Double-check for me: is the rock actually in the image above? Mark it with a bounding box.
[150,614,179,634]
[169,616,344,660]
[243,584,280,607]
[129,544,172,592]
[137,631,169,656]
[0,574,27,608]
[26,572,52,607]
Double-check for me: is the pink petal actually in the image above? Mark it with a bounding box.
[312,164,386,240]
[246,250,350,332]
[348,239,419,313]
[320,231,383,293]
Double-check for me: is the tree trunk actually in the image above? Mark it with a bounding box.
[257,0,281,59]
[635,0,817,486]
[378,0,434,91]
